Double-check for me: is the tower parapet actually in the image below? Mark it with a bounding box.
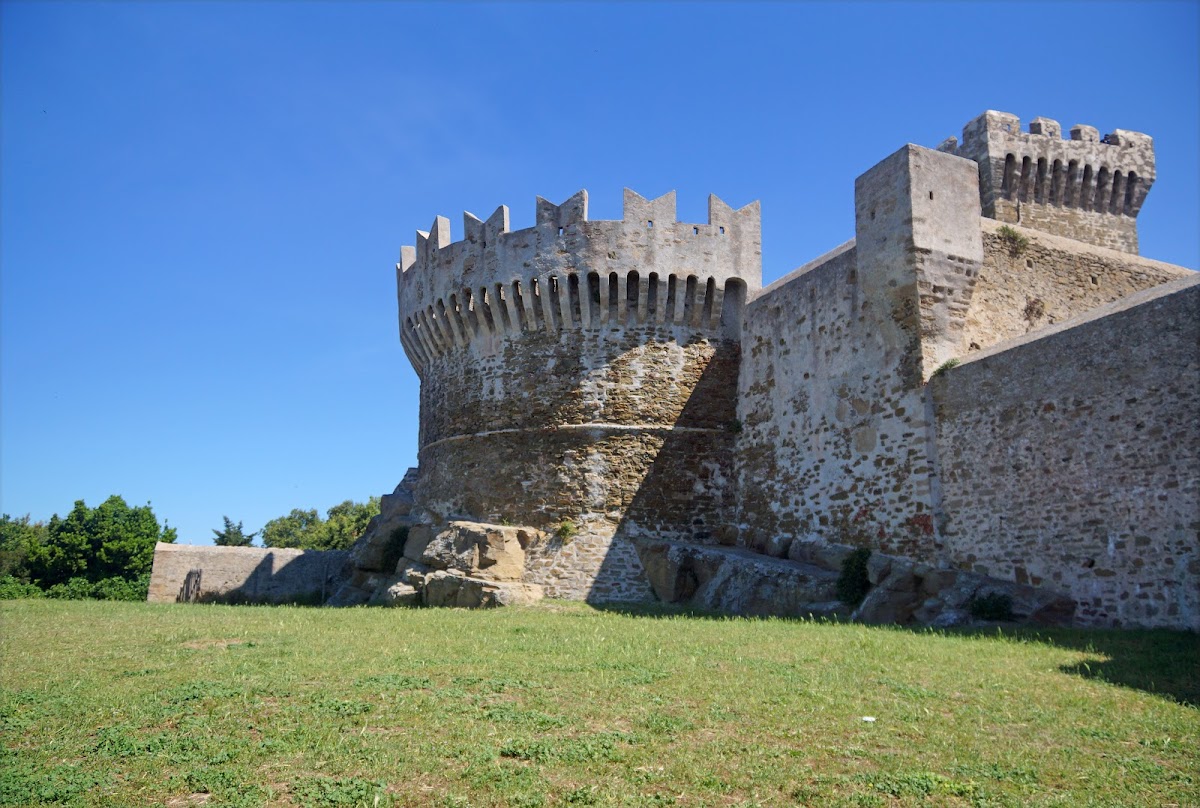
[396,190,761,373]
[950,110,1155,253]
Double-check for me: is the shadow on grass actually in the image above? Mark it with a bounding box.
[1019,626,1199,708]
[590,600,1200,707]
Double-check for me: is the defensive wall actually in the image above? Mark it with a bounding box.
[152,109,1197,629]
[147,544,349,604]
[732,136,1195,629]
[932,276,1199,628]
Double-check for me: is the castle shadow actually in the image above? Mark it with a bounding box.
[589,600,1200,707]
[178,548,347,607]
[585,335,741,604]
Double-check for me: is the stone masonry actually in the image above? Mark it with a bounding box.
[156,110,1197,630]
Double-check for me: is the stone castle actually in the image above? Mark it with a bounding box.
[149,111,1198,631]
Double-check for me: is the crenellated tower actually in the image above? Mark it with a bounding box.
[395,189,761,601]
[943,110,1155,253]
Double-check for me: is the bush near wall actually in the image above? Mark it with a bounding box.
[0,497,174,600]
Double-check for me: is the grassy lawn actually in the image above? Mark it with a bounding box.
[1,599,1196,807]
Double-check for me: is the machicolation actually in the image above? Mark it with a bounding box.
[150,110,1198,632]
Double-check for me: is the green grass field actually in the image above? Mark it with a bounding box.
[1,599,1196,807]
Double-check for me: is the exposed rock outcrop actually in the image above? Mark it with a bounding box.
[639,537,1076,628]
[329,503,545,609]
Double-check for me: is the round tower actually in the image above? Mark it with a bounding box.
[396,189,760,601]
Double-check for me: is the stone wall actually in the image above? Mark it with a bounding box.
[415,326,740,602]
[399,190,758,603]
[147,544,349,604]
[734,241,941,558]
[962,219,1192,354]
[734,145,982,559]
[931,276,1200,629]
[953,110,1155,253]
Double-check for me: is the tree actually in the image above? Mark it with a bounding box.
[320,498,381,550]
[24,496,176,588]
[259,508,322,549]
[260,497,380,551]
[0,514,47,581]
[212,516,257,547]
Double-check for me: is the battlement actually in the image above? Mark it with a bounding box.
[396,190,761,372]
[947,110,1155,253]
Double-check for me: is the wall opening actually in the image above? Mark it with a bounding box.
[647,272,659,318]
[608,272,620,322]
[683,275,698,326]
[701,276,716,326]
[1034,157,1048,203]
[627,270,641,324]
[529,277,544,330]
[1018,156,1033,202]
[1124,172,1138,215]
[546,275,562,330]
[587,271,602,319]
[567,273,582,326]
[1050,159,1064,205]
[1065,160,1080,206]
[511,280,528,331]
[1109,171,1124,214]
[720,277,747,338]
[1080,164,1094,211]
[1001,153,1017,199]
[1095,168,1110,215]
[492,285,511,331]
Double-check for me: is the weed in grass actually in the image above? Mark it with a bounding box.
[290,775,391,807]
[313,697,373,716]
[499,732,631,764]
[639,712,696,736]
[563,784,601,804]
[481,703,569,729]
[859,770,978,798]
[355,673,433,690]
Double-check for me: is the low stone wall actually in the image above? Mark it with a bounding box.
[146,543,349,604]
[932,275,1199,629]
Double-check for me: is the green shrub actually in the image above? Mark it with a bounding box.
[555,519,578,543]
[969,592,1015,621]
[91,574,150,602]
[997,224,1029,256]
[45,577,99,600]
[0,575,44,599]
[43,575,149,601]
[930,358,960,379]
[836,548,872,607]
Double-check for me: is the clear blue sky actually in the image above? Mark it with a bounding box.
[3,1,1197,545]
